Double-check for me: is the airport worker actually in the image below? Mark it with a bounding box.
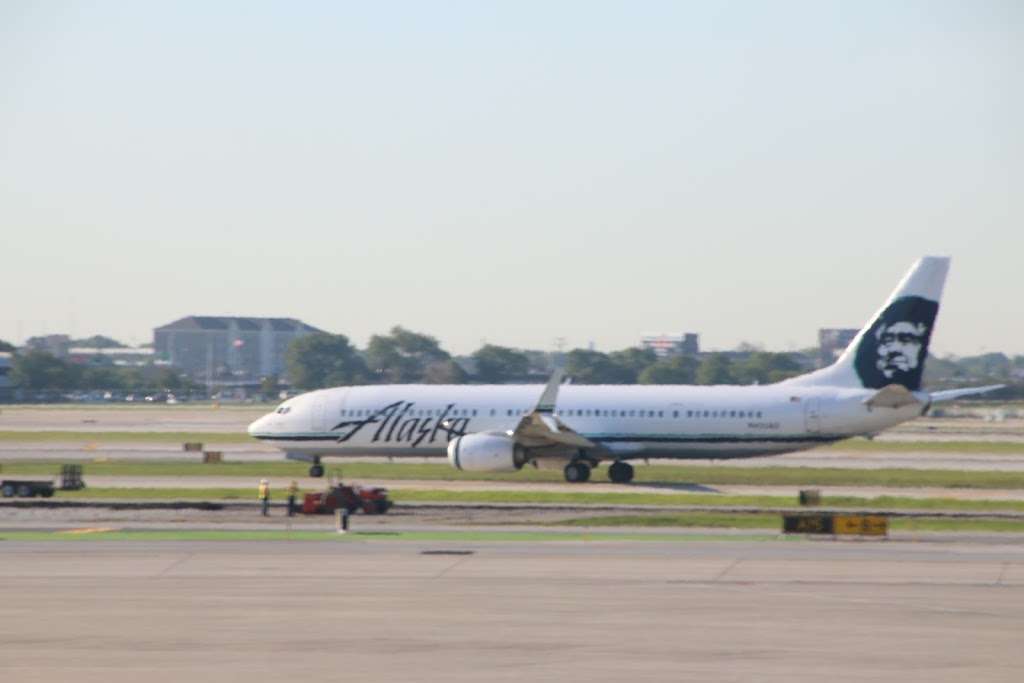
[287,480,299,517]
[258,478,270,516]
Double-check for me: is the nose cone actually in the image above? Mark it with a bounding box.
[248,414,268,438]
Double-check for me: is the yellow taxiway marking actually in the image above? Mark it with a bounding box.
[58,527,117,535]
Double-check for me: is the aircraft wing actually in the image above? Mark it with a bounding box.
[929,385,1005,402]
[510,370,595,450]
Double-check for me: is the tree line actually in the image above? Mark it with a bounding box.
[4,349,198,395]
[284,327,806,390]
[4,328,1020,396]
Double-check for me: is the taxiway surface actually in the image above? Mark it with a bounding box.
[1,538,1021,682]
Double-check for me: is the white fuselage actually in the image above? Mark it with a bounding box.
[248,382,925,461]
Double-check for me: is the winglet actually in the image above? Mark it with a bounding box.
[534,369,564,414]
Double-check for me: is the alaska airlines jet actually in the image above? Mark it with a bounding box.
[248,257,1000,483]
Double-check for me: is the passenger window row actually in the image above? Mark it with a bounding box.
[337,407,765,420]
[554,409,764,419]
[340,408,479,418]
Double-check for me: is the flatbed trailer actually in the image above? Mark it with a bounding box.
[1,480,55,498]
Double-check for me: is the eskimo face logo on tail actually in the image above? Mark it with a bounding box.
[854,296,938,390]
[876,321,927,377]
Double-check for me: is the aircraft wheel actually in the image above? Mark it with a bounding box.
[608,461,634,484]
[309,464,325,478]
[564,461,591,483]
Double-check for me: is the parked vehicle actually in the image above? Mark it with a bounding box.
[302,483,392,515]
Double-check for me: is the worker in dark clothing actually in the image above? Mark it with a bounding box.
[287,480,299,517]
[258,478,270,516]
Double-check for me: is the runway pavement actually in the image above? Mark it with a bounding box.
[0,405,267,432]
[0,537,1021,682]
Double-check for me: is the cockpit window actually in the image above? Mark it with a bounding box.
[275,405,292,415]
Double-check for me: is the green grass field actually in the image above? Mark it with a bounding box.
[551,513,1024,533]
[4,458,1024,489]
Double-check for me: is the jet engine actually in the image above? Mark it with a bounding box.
[447,432,528,472]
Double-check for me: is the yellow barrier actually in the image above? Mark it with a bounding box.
[783,513,888,537]
[833,514,888,536]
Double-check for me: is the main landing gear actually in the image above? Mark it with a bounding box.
[562,458,635,484]
[607,460,634,484]
[563,461,591,483]
[309,456,324,478]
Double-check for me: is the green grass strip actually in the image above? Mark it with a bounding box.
[554,513,780,529]
[551,513,1024,533]
[394,489,1024,513]
[2,431,1024,454]
[0,404,270,411]
[5,459,1024,489]
[822,439,1024,454]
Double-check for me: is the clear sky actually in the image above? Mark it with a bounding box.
[2,1,1021,357]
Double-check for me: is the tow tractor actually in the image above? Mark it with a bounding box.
[301,479,392,515]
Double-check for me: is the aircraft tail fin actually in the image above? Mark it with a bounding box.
[786,256,950,391]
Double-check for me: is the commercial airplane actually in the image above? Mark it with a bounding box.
[248,257,1001,483]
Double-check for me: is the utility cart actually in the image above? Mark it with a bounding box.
[302,482,392,515]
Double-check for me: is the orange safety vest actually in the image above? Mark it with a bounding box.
[258,483,270,499]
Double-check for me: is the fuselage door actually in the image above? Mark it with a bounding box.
[804,397,822,434]
[310,395,329,434]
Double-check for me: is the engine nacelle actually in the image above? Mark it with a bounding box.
[447,432,527,472]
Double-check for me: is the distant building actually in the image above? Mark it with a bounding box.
[0,352,12,400]
[25,334,72,357]
[641,333,700,358]
[154,317,324,382]
[818,328,858,366]
[66,347,156,367]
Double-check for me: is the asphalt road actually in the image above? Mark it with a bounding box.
[0,538,1021,682]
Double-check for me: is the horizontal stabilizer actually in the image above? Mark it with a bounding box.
[930,385,1005,402]
[864,384,923,409]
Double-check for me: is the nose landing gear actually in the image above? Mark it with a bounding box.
[309,457,324,478]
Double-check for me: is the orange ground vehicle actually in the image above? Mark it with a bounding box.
[301,483,392,515]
